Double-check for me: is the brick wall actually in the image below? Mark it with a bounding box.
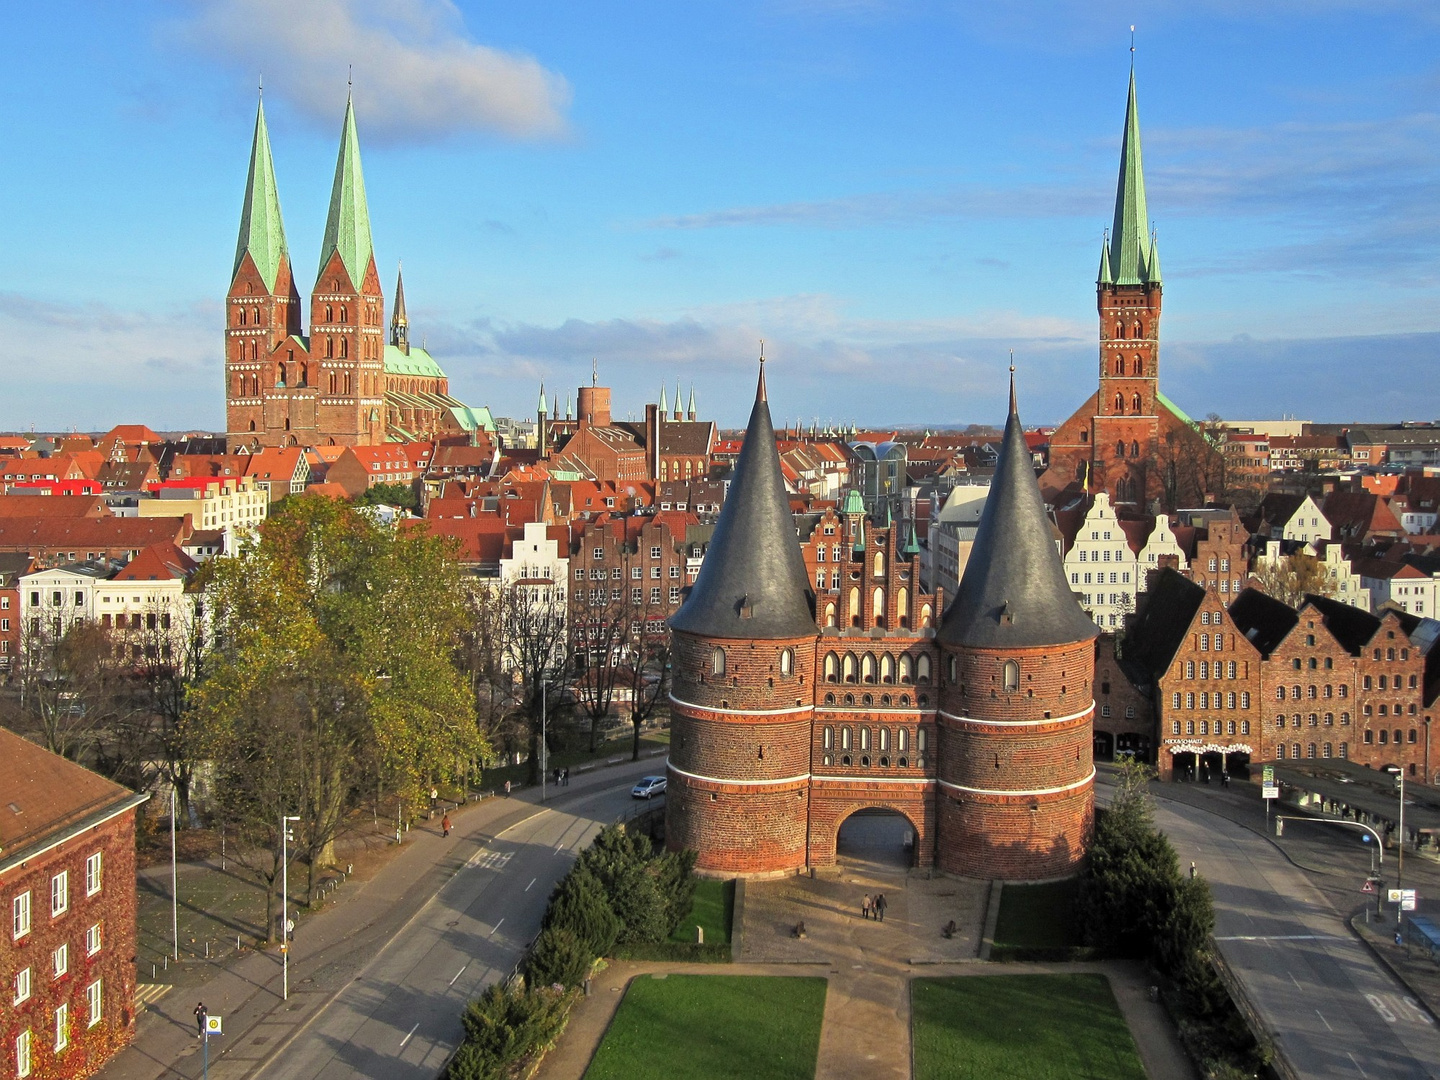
[666,775,810,875]
[937,784,1092,880]
[1093,636,1155,760]
[670,633,817,712]
[0,810,140,1080]
[939,639,1094,722]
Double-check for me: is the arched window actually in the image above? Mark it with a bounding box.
[712,648,726,677]
[780,648,793,677]
[1130,441,1140,457]
[1114,393,1125,413]
[920,603,932,628]
[248,419,256,432]
[897,728,909,751]
[1113,357,1124,375]
[824,653,838,682]
[862,653,877,683]
[897,586,910,628]
[898,654,913,683]
[874,550,886,577]
[1132,355,1143,375]
[325,304,334,323]
[841,727,852,750]
[276,363,286,386]
[824,602,836,628]
[328,372,337,394]
[859,727,870,751]
[878,727,889,751]
[880,654,895,684]
[340,338,348,358]
[340,305,348,324]
[916,654,932,684]
[1115,322,1124,339]
[1080,429,1089,443]
[849,586,861,627]
[1131,392,1142,412]
[1116,441,1126,458]
[872,587,885,623]
[843,654,857,683]
[1002,659,1020,692]
[326,336,334,358]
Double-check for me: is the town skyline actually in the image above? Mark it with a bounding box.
[5,2,1440,432]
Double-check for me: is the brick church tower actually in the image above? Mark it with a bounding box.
[225,97,303,446]
[310,94,386,445]
[666,360,820,875]
[936,374,1099,879]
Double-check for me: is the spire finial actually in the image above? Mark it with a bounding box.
[258,73,263,98]
[1008,350,1017,415]
[757,344,768,403]
[348,64,353,93]
[1130,24,1136,64]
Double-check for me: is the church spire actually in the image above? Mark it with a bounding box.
[687,384,697,421]
[390,262,409,353]
[659,382,669,416]
[319,93,375,288]
[1107,68,1158,287]
[233,96,289,291]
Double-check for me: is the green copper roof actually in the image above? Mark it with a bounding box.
[319,96,375,288]
[1156,389,1194,426]
[538,383,547,415]
[1097,234,1113,286]
[233,99,289,291]
[659,383,668,415]
[447,404,496,433]
[841,489,866,515]
[852,514,866,554]
[384,344,446,379]
[901,520,921,558]
[1108,69,1160,287]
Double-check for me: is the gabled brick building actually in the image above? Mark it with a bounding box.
[0,728,148,1080]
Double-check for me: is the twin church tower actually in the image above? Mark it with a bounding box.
[666,66,1186,878]
[224,95,486,450]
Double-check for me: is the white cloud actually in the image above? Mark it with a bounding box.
[176,0,571,143]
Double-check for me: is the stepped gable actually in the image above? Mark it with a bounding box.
[939,376,1098,649]
[668,361,816,640]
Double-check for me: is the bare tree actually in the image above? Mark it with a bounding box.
[1252,553,1333,608]
[621,624,671,761]
[570,580,630,753]
[502,579,573,785]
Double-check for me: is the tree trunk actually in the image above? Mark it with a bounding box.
[632,711,642,761]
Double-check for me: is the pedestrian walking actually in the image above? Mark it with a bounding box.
[861,894,872,920]
[441,813,451,838]
[874,893,887,922]
[503,780,511,797]
[554,765,562,786]
[1189,861,1197,880]
[1221,771,1230,789]
[194,1002,207,1038]
[563,767,570,787]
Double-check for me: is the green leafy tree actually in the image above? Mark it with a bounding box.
[189,495,484,909]
[356,480,419,512]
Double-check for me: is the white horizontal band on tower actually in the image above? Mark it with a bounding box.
[665,759,811,787]
[937,768,1095,798]
[810,774,934,786]
[937,703,1095,728]
[668,693,811,717]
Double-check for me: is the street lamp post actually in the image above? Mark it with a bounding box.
[171,787,179,962]
[1275,814,1384,917]
[1396,770,1406,890]
[541,681,548,804]
[281,814,300,1001]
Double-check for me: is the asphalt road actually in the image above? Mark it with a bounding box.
[261,773,659,1080]
[1138,783,1440,1079]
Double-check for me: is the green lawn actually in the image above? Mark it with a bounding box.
[670,878,734,946]
[585,975,826,1080]
[912,975,1146,1080]
[993,879,1080,949]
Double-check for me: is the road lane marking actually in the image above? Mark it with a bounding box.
[1366,994,1397,1023]
[1290,974,1302,991]
[399,1022,419,1050]
[1348,1051,1368,1077]
[490,918,505,936]
[1214,934,1346,941]
[526,878,536,891]
[555,843,566,854]
[1316,1009,1333,1031]
[449,964,468,987]
[1403,997,1434,1025]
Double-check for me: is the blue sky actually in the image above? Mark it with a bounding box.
[3,1,1440,432]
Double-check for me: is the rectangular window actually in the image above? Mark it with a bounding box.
[669,586,680,603]
[86,980,102,1027]
[13,967,30,1005]
[649,587,661,604]
[53,943,67,979]
[631,588,642,604]
[85,923,101,956]
[650,566,661,579]
[1171,692,1180,709]
[651,546,662,559]
[85,853,102,897]
[631,566,642,579]
[16,1029,30,1079]
[1339,742,1348,759]
[50,872,67,917]
[12,892,30,939]
[54,1004,67,1053]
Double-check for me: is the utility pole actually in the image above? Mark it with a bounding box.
[281,814,299,1000]
[541,681,548,804]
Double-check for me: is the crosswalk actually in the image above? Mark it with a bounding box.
[134,983,172,1008]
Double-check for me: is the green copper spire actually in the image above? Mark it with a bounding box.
[538,382,547,415]
[901,519,921,559]
[1107,69,1158,287]
[319,94,375,288]
[1145,230,1162,284]
[1097,231,1113,286]
[659,382,669,415]
[233,97,289,291]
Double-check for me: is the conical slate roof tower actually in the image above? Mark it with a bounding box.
[939,374,1098,649]
[670,360,816,639]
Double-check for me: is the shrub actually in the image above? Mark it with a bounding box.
[447,982,572,1080]
[527,926,592,990]
[544,864,621,957]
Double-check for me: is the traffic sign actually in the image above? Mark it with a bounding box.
[1262,785,1280,799]
[1362,880,1376,894]
[1262,765,1275,785]
[204,1015,222,1035]
[1403,897,1418,911]
[1389,888,1417,904]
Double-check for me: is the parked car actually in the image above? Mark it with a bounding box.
[631,776,667,799]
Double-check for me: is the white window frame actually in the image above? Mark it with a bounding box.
[51,871,68,918]
[54,1003,68,1052]
[85,852,102,897]
[16,1029,31,1078]
[13,966,30,1005]
[86,979,102,1028]
[12,891,31,939]
[53,943,68,980]
[86,922,101,957]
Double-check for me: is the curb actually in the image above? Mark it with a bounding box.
[1348,912,1440,1024]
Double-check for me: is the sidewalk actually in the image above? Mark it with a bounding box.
[100,758,660,1080]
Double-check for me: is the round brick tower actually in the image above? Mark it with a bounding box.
[935,374,1099,880]
[666,360,819,876]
